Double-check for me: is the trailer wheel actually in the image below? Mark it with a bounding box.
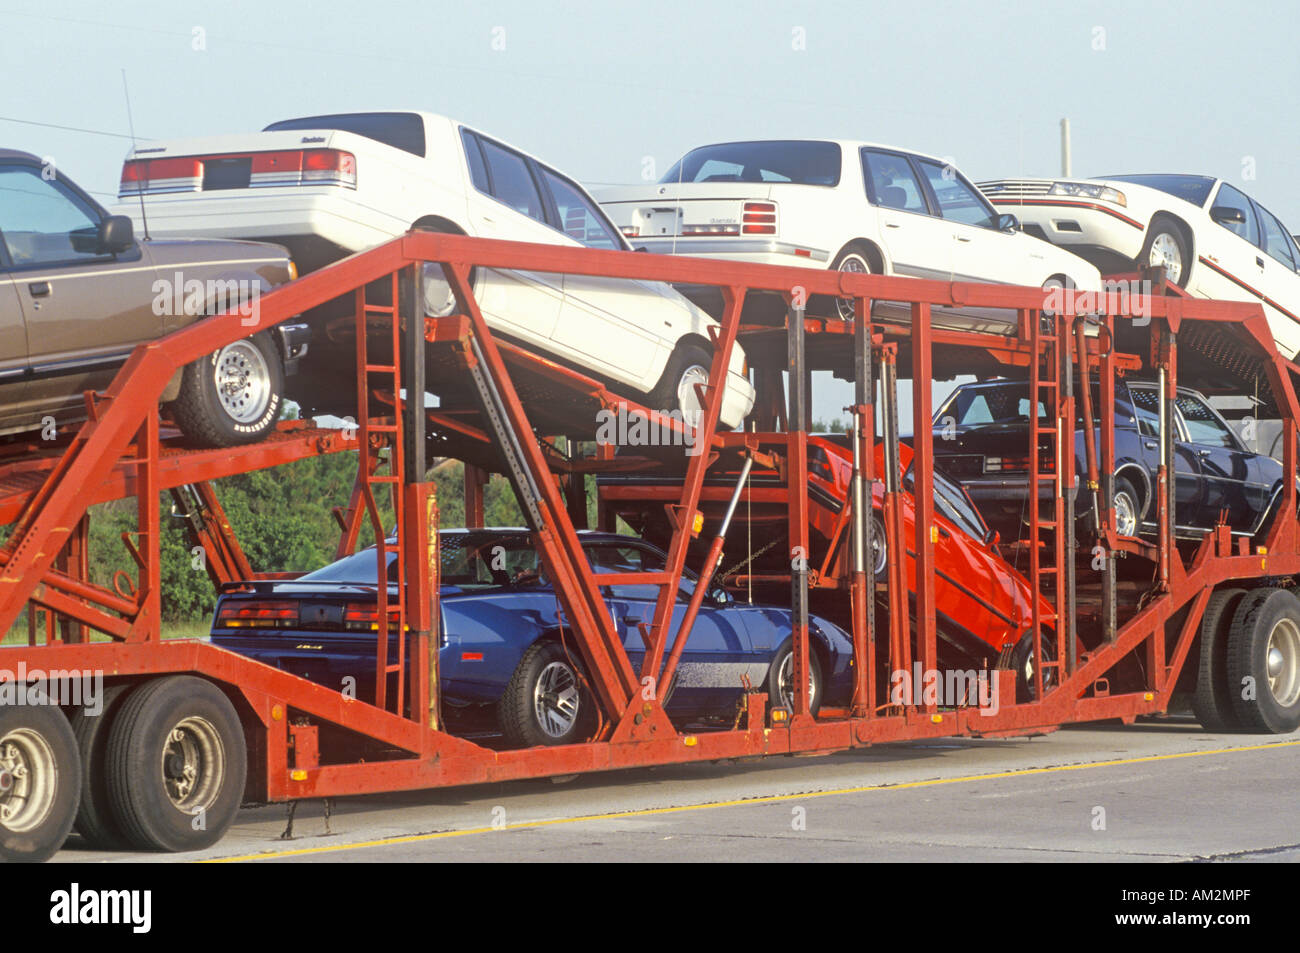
[169,331,284,448]
[0,703,80,863]
[499,642,596,748]
[769,638,823,716]
[105,676,247,852]
[1192,588,1247,731]
[1227,588,1300,734]
[70,684,135,849]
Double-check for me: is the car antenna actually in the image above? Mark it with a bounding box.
[120,68,151,241]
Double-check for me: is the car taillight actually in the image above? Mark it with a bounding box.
[118,148,356,198]
[217,599,299,628]
[983,455,1029,473]
[343,602,403,632]
[620,225,641,237]
[250,150,305,187]
[742,201,777,235]
[119,157,203,195]
[302,149,356,188]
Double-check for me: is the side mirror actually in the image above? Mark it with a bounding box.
[1211,206,1246,226]
[996,213,1019,233]
[710,587,733,607]
[97,215,134,254]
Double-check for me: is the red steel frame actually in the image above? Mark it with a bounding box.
[1,232,1297,810]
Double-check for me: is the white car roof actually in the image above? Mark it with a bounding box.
[677,138,951,167]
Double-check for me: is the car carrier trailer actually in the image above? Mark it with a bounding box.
[0,232,1297,861]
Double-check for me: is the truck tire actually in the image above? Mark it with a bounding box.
[105,676,247,852]
[1191,588,1247,731]
[168,331,284,447]
[70,684,135,849]
[768,637,823,716]
[1226,588,1300,734]
[499,642,596,748]
[0,703,80,863]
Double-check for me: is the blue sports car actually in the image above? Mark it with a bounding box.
[210,529,854,747]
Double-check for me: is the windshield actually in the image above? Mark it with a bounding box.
[903,466,990,542]
[939,384,1046,428]
[1099,174,1216,207]
[264,112,426,157]
[660,141,841,186]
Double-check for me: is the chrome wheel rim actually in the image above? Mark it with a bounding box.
[676,364,710,426]
[836,255,869,321]
[214,341,272,425]
[776,652,817,711]
[870,516,887,576]
[1114,490,1138,537]
[1266,617,1300,707]
[533,661,580,738]
[1023,641,1056,692]
[0,728,57,834]
[161,716,225,813]
[422,262,457,317]
[1149,233,1183,284]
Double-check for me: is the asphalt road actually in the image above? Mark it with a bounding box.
[52,715,1300,863]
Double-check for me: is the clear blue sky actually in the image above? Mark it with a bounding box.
[3,0,1297,422]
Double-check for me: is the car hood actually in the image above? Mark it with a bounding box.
[140,236,292,267]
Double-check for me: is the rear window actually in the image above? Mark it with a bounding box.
[1100,174,1216,207]
[263,112,426,157]
[660,141,841,186]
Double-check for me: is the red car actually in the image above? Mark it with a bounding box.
[602,436,1057,698]
[809,436,1054,690]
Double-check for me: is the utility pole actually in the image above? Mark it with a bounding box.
[1060,118,1072,177]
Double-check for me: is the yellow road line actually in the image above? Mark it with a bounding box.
[207,739,1300,862]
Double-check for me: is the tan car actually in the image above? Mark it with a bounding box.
[0,149,307,447]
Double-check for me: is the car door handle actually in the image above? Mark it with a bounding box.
[1143,440,1158,450]
[621,615,643,626]
[28,282,50,297]
[884,221,901,229]
[1198,448,1213,457]
[1257,256,1266,268]
[955,235,972,243]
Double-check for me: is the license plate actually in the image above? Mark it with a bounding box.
[203,156,252,191]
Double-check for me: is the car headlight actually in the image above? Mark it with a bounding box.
[1049,182,1127,207]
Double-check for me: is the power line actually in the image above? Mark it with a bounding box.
[0,115,139,140]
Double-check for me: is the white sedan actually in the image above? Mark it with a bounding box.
[113,111,755,428]
[978,174,1300,360]
[595,140,1102,331]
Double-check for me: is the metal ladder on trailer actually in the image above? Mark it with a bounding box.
[1027,308,1076,697]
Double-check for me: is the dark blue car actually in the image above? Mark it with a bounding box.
[932,378,1286,540]
[210,529,853,747]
